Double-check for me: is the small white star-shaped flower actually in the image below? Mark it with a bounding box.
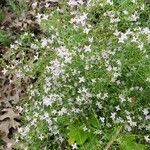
[146,115,150,120]
[144,136,150,143]
[123,10,128,15]
[10,44,15,49]
[41,38,48,48]
[107,0,113,5]
[91,78,96,83]
[36,13,42,20]
[43,97,52,106]
[96,102,102,109]
[71,143,78,149]
[143,108,149,115]
[58,107,67,116]
[88,37,93,43]
[83,126,88,131]
[110,112,116,120]
[115,105,121,111]
[96,93,102,98]
[2,68,7,75]
[42,14,49,20]
[79,77,85,83]
[99,117,105,123]
[84,28,90,34]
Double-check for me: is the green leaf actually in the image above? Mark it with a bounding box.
[117,134,145,150]
[6,0,27,16]
[88,112,100,128]
[80,136,102,150]
[0,30,12,45]
[68,124,88,145]
[0,9,5,23]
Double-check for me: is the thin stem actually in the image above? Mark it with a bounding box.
[104,126,123,150]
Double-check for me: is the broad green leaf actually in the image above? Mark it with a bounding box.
[80,136,102,150]
[68,124,88,145]
[117,134,145,150]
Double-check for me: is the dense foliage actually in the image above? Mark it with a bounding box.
[1,0,150,149]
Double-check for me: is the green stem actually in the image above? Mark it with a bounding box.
[104,126,123,150]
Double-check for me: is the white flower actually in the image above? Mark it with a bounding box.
[71,108,80,113]
[41,38,48,48]
[70,13,87,26]
[119,94,126,103]
[91,78,96,83]
[110,17,120,23]
[106,65,112,71]
[113,30,120,37]
[88,37,93,43]
[52,110,57,115]
[55,46,72,63]
[143,108,149,115]
[107,0,113,5]
[125,124,132,131]
[49,59,63,77]
[84,28,90,34]
[130,13,139,22]
[83,126,88,131]
[34,55,39,61]
[42,14,49,20]
[118,33,128,43]
[31,43,37,49]
[96,102,102,109]
[101,51,109,59]
[129,121,137,127]
[84,45,91,52]
[2,68,7,75]
[102,93,108,100]
[146,115,150,120]
[126,115,132,121]
[81,87,88,93]
[43,97,52,106]
[131,0,136,3]
[39,135,44,141]
[146,77,150,82]
[144,136,150,143]
[36,13,42,23]
[110,112,116,120]
[96,93,102,98]
[80,13,87,23]
[45,3,50,8]
[16,106,23,112]
[123,10,128,15]
[99,117,105,123]
[115,105,120,111]
[71,143,78,149]
[140,4,145,10]
[142,27,150,34]
[68,0,83,6]
[79,76,85,83]
[58,107,67,116]
[43,95,57,106]
[32,2,37,9]
[10,44,15,49]
[138,42,143,50]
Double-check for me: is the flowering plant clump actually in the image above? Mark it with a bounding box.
[4,0,149,149]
